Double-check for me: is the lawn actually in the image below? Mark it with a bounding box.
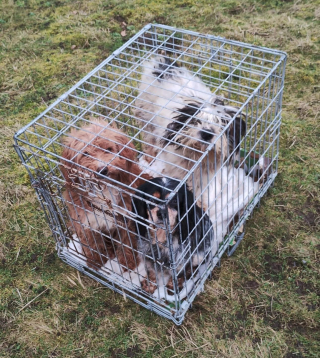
[0,0,319,357]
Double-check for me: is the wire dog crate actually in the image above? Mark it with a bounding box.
[14,24,287,325]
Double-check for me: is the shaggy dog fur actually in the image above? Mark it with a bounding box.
[61,119,149,270]
[134,56,250,207]
[134,56,246,183]
[134,55,261,248]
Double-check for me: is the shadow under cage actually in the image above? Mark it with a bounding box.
[13,23,287,325]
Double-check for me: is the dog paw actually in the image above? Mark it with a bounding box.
[166,277,185,292]
[141,279,157,294]
[251,156,273,182]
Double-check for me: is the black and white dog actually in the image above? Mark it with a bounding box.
[135,55,262,248]
[135,55,246,186]
[132,177,214,298]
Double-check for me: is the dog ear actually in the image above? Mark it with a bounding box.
[229,115,246,152]
[162,103,201,147]
[180,185,213,257]
[132,194,148,240]
[179,185,197,242]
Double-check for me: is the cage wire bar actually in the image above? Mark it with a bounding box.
[14,24,287,325]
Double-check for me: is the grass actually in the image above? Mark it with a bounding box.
[0,0,319,356]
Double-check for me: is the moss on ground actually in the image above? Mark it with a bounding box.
[0,0,319,357]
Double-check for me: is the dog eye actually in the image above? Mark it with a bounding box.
[106,147,113,152]
[170,198,177,206]
[83,151,89,156]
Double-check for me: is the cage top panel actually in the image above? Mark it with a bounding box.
[14,23,286,192]
[14,23,286,139]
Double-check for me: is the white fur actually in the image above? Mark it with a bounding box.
[61,234,87,266]
[258,156,265,170]
[99,258,147,289]
[122,262,147,287]
[69,233,84,254]
[207,167,260,254]
[153,263,208,302]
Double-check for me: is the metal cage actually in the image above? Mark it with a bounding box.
[13,24,287,325]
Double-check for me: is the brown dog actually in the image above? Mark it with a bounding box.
[61,119,149,271]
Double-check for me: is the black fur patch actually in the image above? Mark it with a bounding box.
[161,103,201,146]
[227,115,246,153]
[152,57,180,80]
[214,97,225,106]
[216,106,246,154]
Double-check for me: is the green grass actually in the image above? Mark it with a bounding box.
[1,0,320,357]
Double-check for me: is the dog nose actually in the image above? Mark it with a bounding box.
[98,166,108,177]
[157,209,166,220]
[200,129,214,141]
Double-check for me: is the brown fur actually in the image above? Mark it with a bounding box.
[61,119,150,270]
[141,270,157,294]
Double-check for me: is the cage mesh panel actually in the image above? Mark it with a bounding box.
[14,24,286,325]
